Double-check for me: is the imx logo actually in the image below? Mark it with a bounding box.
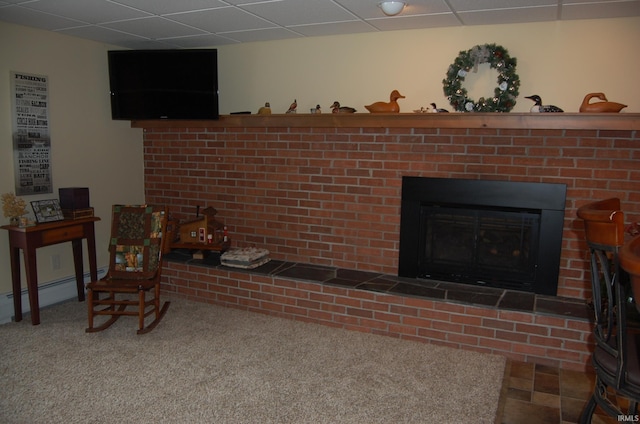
[618,415,640,422]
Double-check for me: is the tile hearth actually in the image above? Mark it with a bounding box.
[164,251,591,321]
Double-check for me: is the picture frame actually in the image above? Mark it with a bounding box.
[31,199,65,223]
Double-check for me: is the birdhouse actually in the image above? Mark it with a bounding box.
[176,207,225,245]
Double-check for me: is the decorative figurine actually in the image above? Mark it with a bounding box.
[579,93,627,113]
[314,104,322,114]
[430,103,449,113]
[257,102,271,115]
[524,95,563,112]
[365,90,405,113]
[286,99,297,114]
[330,101,357,114]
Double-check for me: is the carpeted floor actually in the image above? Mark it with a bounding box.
[0,297,506,423]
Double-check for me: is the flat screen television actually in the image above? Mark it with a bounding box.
[108,49,219,120]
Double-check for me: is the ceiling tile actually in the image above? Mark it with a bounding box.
[169,6,276,33]
[155,33,238,48]
[102,16,207,39]
[240,0,357,26]
[21,0,151,24]
[448,0,557,11]
[336,0,453,19]
[368,13,461,31]
[112,0,228,15]
[221,27,304,43]
[57,24,148,45]
[0,5,85,30]
[561,1,640,20]
[291,20,377,37]
[458,6,559,25]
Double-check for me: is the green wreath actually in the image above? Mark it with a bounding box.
[442,43,520,113]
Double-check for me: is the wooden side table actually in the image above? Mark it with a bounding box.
[1,217,100,325]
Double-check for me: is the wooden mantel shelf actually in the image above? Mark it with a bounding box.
[132,113,640,131]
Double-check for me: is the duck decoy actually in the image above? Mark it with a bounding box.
[365,90,405,113]
[257,102,271,115]
[315,104,322,114]
[330,101,357,114]
[430,103,449,113]
[579,92,627,113]
[286,99,297,114]
[525,95,563,113]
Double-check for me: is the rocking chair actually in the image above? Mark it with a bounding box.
[577,198,640,423]
[86,205,170,334]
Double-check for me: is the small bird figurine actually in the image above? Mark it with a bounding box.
[330,101,357,114]
[315,104,322,114]
[430,103,449,113]
[257,102,271,115]
[525,95,563,113]
[365,90,405,113]
[286,99,297,114]
[579,92,627,113]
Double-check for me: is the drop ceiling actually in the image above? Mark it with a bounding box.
[1,0,638,49]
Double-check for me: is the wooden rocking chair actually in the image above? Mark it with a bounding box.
[86,205,170,334]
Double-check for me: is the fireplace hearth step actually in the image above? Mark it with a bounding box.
[163,253,590,321]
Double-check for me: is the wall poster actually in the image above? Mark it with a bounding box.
[10,71,52,195]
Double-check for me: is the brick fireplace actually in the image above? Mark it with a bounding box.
[138,113,639,370]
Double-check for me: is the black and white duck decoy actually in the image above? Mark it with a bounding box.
[525,95,563,113]
[430,103,449,113]
[330,101,357,114]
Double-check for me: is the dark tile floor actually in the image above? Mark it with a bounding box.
[497,360,622,424]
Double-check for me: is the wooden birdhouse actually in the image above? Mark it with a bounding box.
[174,206,225,246]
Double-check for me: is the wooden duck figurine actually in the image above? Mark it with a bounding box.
[257,102,271,115]
[365,90,405,113]
[286,99,297,114]
[579,92,627,113]
[525,95,563,112]
[330,101,357,114]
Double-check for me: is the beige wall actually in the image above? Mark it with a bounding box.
[0,22,144,297]
[217,17,640,114]
[1,16,638,300]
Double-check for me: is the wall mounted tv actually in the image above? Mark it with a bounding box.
[108,49,219,120]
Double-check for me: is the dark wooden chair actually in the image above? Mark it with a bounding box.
[577,198,640,423]
[86,205,170,334]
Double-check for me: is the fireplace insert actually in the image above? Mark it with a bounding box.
[398,177,567,295]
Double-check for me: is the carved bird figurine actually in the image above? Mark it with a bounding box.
[257,102,271,115]
[579,92,627,113]
[430,103,449,113]
[315,104,322,114]
[286,99,297,114]
[525,95,563,113]
[330,101,357,114]
[365,90,405,113]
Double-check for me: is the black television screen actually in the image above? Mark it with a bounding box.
[108,49,219,120]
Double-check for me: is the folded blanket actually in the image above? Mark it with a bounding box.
[221,247,270,269]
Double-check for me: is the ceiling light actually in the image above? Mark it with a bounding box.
[378,1,406,16]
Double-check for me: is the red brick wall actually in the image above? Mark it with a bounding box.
[143,125,640,300]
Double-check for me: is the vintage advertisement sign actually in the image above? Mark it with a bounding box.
[10,71,52,195]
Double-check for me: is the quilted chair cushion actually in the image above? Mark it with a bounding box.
[108,205,165,280]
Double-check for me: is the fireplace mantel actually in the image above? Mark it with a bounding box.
[133,113,640,130]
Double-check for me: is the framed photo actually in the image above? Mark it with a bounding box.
[31,199,65,223]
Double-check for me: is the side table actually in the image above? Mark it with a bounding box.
[1,217,100,325]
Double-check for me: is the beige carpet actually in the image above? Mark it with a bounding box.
[0,297,505,423]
